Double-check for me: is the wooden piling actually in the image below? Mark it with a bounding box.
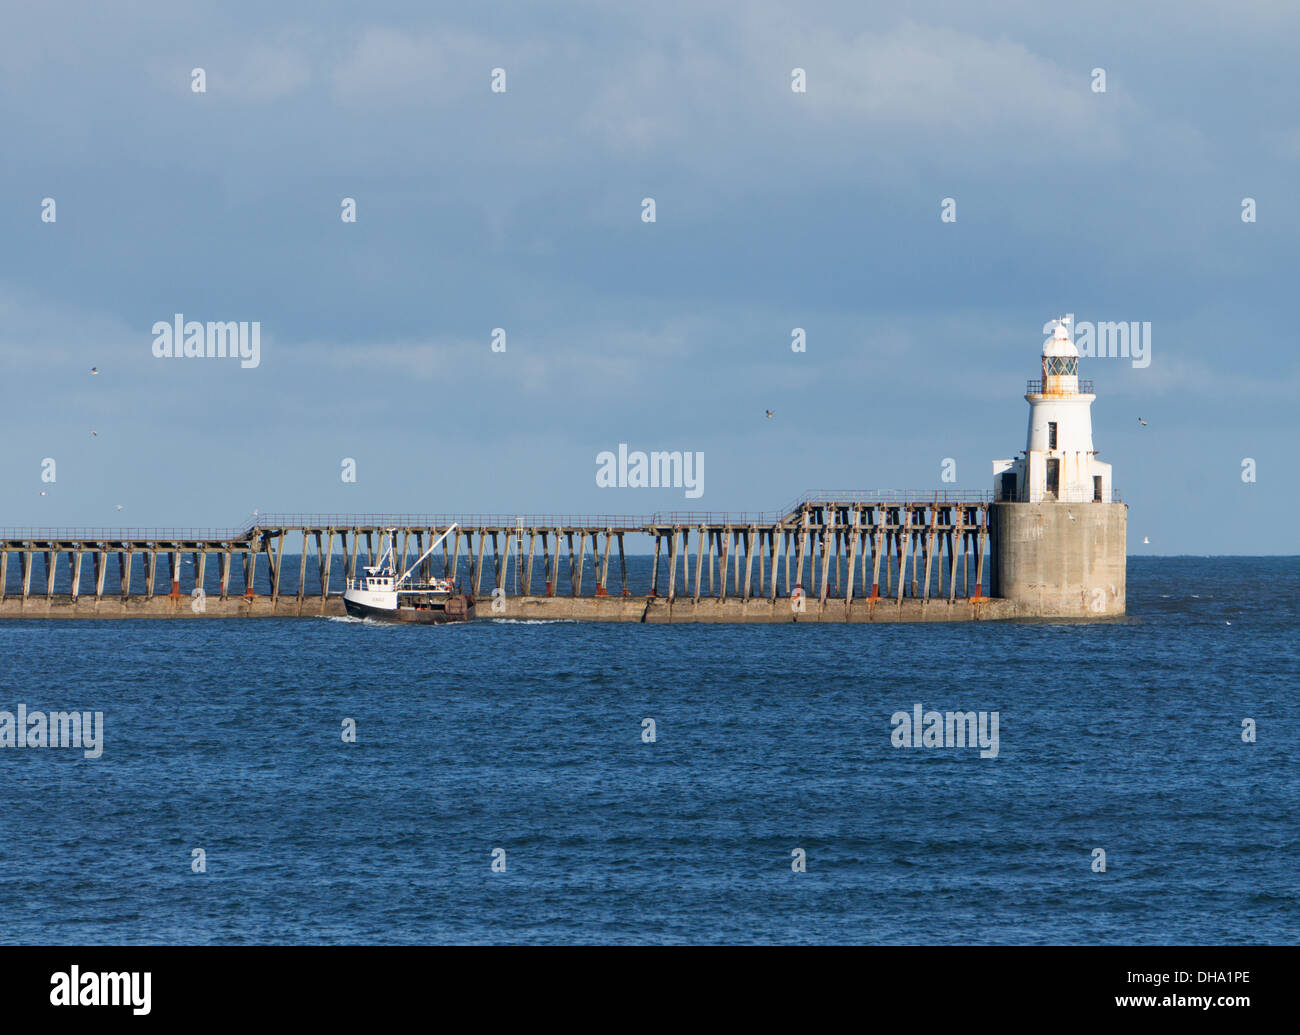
[474,529,487,596]
[649,532,661,597]
[525,530,537,595]
[748,525,759,598]
[667,529,679,602]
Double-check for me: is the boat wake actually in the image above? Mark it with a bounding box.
[484,618,578,625]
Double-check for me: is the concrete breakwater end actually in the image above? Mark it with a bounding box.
[0,593,1029,622]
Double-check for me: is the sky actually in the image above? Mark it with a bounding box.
[2,1,1297,554]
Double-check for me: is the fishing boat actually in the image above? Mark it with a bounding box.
[342,524,475,623]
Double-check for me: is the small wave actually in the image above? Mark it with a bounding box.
[484,618,579,625]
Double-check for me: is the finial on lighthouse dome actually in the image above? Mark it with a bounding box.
[1044,315,1079,358]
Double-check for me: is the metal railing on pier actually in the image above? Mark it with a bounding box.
[0,527,252,542]
[251,491,998,534]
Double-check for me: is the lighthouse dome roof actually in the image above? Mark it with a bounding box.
[1043,317,1079,358]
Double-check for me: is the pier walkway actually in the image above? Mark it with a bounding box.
[0,491,1017,622]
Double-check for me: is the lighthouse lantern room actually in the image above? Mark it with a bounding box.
[992,316,1113,504]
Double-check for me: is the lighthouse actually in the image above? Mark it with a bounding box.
[988,317,1127,616]
[992,316,1112,503]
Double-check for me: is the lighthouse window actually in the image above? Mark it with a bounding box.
[1048,422,1058,449]
[1045,459,1060,497]
[1046,356,1078,376]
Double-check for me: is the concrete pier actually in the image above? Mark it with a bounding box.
[0,491,1048,623]
[1,490,1128,623]
[0,593,1027,622]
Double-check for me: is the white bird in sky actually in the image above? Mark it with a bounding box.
[1143,536,1150,544]
[90,367,99,375]
[1137,417,1148,426]
[91,430,98,436]
[115,504,123,511]
[765,410,774,419]
[39,490,47,496]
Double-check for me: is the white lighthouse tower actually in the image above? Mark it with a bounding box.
[988,316,1126,617]
[992,316,1112,503]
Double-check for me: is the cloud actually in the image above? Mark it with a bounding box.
[294,322,698,396]
[220,43,313,102]
[332,26,497,106]
[806,22,1125,149]
[563,16,1142,183]
[1269,127,1300,162]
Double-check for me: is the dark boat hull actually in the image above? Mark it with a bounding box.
[342,594,476,624]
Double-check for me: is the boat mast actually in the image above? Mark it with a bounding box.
[397,523,459,585]
[375,530,395,574]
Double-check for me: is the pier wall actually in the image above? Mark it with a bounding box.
[0,595,344,619]
[0,593,1023,622]
[490,595,1021,622]
[989,502,1127,617]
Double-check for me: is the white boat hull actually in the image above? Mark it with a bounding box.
[342,587,474,623]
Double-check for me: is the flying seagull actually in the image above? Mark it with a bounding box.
[115,504,123,511]
[91,430,98,436]
[1137,417,1148,426]
[765,410,774,419]
[90,367,99,375]
[39,490,46,496]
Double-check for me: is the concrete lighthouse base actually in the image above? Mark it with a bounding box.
[989,502,1127,617]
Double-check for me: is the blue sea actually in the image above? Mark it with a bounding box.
[0,557,1296,944]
